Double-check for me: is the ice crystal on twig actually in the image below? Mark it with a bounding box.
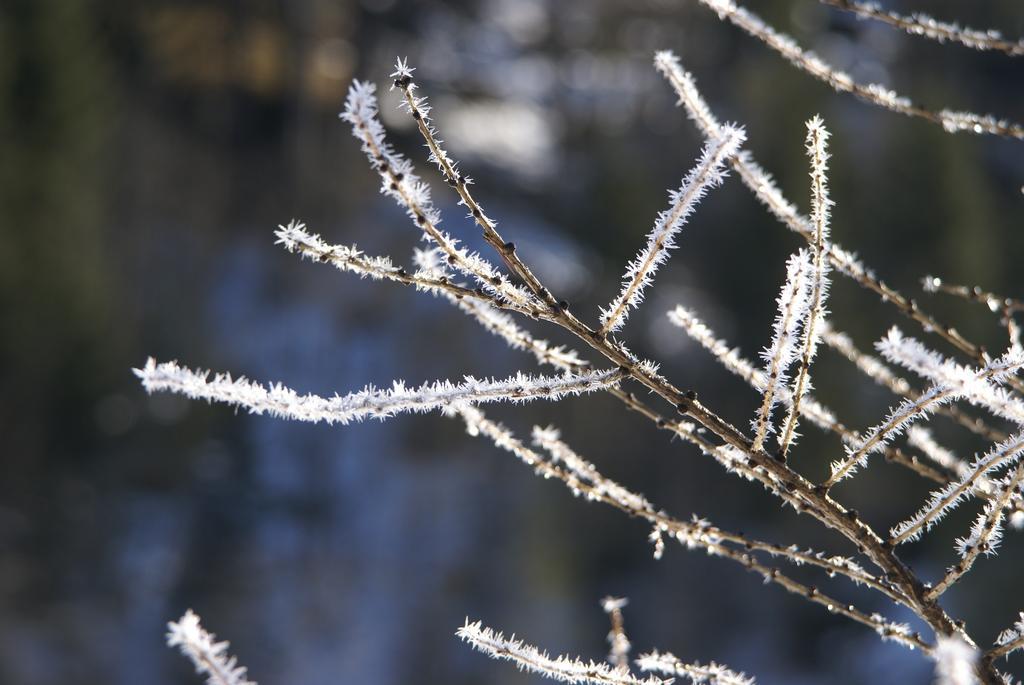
[166,610,255,685]
[637,650,755,685]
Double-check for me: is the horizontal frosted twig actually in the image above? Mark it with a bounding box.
[342,79,539,312]
[456,619,667,685]
[753,250,813,452]
[890,432,1024,545]
[822,0,1024,57]
[778,116,833,458]
[878,328,1024,426]
[637,651,755,685]
[928,463,1024,598]
[990,613,1024,661]
[135,358,622,426]
[166,610,255,685]
[693,0,1024,139]
[598,127,746,335]
[654,51,1024,394]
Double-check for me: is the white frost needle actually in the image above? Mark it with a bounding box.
[993,613,1024,660]
[135,358,622,426]
[822,0,1024,57]
[637,651,755,685]
[341,79,538,311]
[166,610,255,685]
[889,431,1024,545]
[457,619,668,685]
[931,635,979,685]
[598,126,745,335]
[778,116,833,458]
[752,249,814,452]
[692,0,1024,139]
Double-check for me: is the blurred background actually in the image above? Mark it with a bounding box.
[2,1,1023,683]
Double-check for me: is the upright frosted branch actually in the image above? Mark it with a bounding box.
[752,250,813,452]
[693,0,1024,139]
[598,127,745,335]
[135,359,622,427]
[778,117,833,458]
[822,0,1024,57]
[637,651,755,685]
[456,620,667,685]
[341,80,538,311]
[166,610,255,685]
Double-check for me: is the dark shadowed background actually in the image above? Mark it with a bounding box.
[2,1,1023,683]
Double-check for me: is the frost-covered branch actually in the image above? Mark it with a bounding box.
[693,0,1024,139]
[654,50,1019,387]
[778,117,833,458]
[667,306,949,484]
[166,610,255,685]
[752,250,813,452]
[457,619,667,685]
[341,79,539,312]
[464,408,914,621]
[598,127,745,335]
[825,345,1024,489]
[878,329,1024,426]
[822,0,1024,57]
[928,463,1024,598]
[890,432,1024,545]
[823,325,1006,443]
[637,651,755,685]
[391,59,565,313]
[274,221,536,316]
[135,359,622,426]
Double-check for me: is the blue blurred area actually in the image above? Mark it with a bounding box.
[1,1,1023,683]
